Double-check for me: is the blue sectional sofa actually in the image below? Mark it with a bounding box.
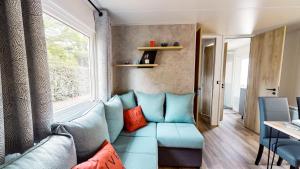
[1,91,204,169]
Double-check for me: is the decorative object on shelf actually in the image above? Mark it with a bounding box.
[149,40,156,47]
[139,51,157,66]
[144,54,150,64]
[173,41,180,46]
[160,42,168,47]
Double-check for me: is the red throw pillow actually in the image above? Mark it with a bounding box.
[73,140,125,169]
[123,106,148,132]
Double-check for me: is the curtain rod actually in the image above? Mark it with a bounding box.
[87,0,103,17]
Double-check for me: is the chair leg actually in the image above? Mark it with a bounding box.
[277,156,283,166]
[255,144,264,165]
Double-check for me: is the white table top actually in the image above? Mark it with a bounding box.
[264,121,300,140]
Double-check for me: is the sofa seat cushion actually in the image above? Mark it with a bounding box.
[0,135,76,169]
[120,122,157,137]
[118,152,157,169]
[113,136,157,155]
[157,123,204,149]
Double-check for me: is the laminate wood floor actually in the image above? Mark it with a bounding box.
[160,111,290,169]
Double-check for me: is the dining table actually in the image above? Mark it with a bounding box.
[264,121,300,169]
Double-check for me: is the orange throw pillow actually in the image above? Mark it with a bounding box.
[123,106,148,132]
[73,140,125,169]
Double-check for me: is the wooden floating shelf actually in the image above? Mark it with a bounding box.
[114,64,159,68]
[137,46,183,51]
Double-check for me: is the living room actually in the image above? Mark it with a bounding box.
[1,0,300,169]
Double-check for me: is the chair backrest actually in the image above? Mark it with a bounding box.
[296,97,300,119]
[258,97,290,142]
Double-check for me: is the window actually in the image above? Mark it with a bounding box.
[43,13,91,112]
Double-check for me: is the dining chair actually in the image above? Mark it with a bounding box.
[255,97,291,165]
[256,97,300,169]
[274,97,300,169]
[276,143,300,169]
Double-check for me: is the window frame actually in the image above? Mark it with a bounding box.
[42,0,98,113]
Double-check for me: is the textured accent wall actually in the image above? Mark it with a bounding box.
[112,24,196,94]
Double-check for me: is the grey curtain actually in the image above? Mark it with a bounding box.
[0,0,53,164]
[94,10,113,101]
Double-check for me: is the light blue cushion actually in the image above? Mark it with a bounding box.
[157,123,204,149]
[113,135,158,169]
[52,103,110,161]
[165,93,195,123]
[113,136,157,155]
[135,91,165,122]
[120,123,157,137]
[104,95,124,143]
[119,91,137,110]
[118,152,158,169]
[0,135,76,169]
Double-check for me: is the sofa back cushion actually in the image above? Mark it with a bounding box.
[119,91,137,110]
[135,91,165,122]
[52,102,110,162]
[165,93,195,123]
[104,95,124,143]
[0,134,76,169]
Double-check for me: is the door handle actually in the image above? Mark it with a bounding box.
[195,88,201,95]
[266,88,276,91]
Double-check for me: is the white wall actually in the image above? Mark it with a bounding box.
[280,28,300,106]
[224,53,233,108]
[224,44,250,112]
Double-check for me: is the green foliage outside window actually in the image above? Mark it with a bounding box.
[43,13,90,103]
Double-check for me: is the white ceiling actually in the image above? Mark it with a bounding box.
[227,38,251,50]
[94,0,300,35]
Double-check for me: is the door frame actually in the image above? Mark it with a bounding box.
[218,42,228,121]
[217,36,253,124]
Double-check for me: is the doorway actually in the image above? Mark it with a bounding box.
[221,38,251,122]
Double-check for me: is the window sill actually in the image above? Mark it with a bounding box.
[53,101,98,122]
